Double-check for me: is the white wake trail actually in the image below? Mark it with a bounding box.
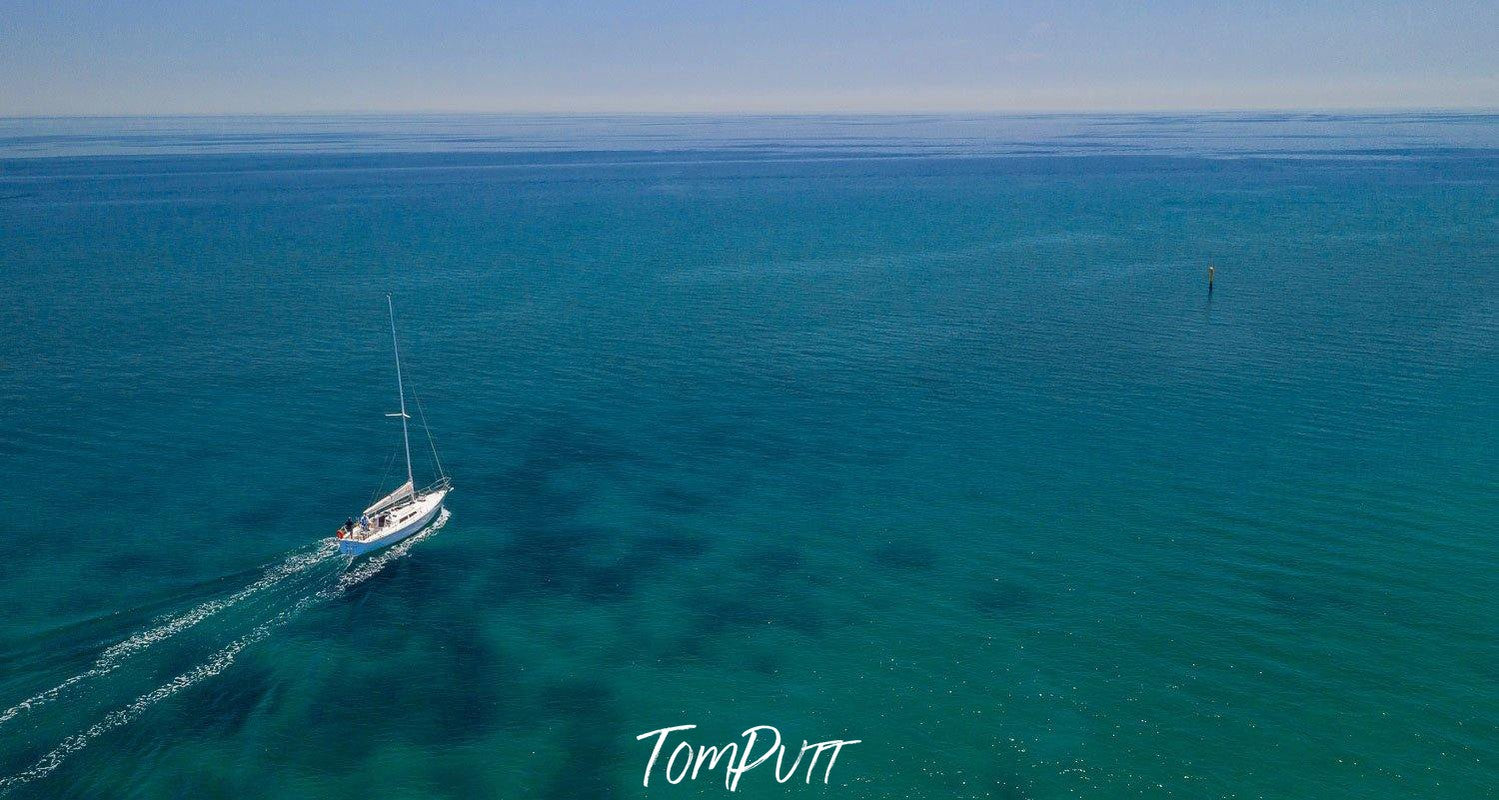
[0,510,447,794]
[0,540,339,728]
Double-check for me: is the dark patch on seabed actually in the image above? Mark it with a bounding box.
[970,581,1034,617]
[226,502,289,529]
[538,681,625,800]
[288,616,518,772]
[644,484,715,514]
[746,649,781,676]
[273,562,529,767]
[583,527,710,601]
[872,537,939,572]
[474,422,717,604]
[95,547,160,578]
[495,421,641,522]
[162,659,278,738]
[1255,580,1358,621]
[686,584,829,640]
[746,542,804,577]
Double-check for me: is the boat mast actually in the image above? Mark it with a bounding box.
[386,294,415,498]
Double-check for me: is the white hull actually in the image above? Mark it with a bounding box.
[337,489,447,556]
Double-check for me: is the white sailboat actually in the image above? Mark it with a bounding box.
[336,294,451,556]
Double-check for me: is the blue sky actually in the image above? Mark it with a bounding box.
[2,0,1495,115]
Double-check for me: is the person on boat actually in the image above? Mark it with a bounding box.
[360,513,371,530]
[344,517,355,535]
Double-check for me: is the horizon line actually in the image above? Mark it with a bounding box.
[4,105,1499,122]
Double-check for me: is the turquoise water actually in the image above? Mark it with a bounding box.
[0,113,1495,798]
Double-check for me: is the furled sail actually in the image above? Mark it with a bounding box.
[363,480,413,517]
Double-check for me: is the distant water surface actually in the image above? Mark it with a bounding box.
[3,111,1497,159]
[0,114,1495,799]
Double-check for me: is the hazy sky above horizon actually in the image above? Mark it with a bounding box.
[2,1,1496,115]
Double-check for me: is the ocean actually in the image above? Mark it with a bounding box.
[0,113,1495,798]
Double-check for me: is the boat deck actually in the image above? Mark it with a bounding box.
[340,494,437,543]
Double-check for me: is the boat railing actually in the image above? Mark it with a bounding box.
[420,476,452,495]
